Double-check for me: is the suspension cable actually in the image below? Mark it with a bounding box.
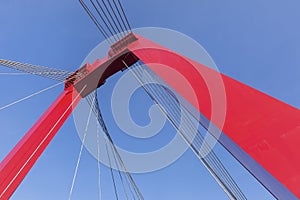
[89,0,116,36]
[112,0,130,33]
[95,99,144,200]
[95,0,121,39]
[68,92,95,200]
[123,60,247,200]
[129,63,237,198]
[79,0,114,44]
[116,0,132,31]
[0,81,63,111]
[79,0,132,42]
[0,72,47,75]
[109,139,129,200]
[96,121,102,200]
[86,93,144,200]
[105,140,120,200]
[107,0,126,34]
[133,64,246,199]
[89,0,121,42]
[0,59,72,81]
[100,0,123,35]
[130,48,247,199]
[85,93,120,200]
[135,63,247,200]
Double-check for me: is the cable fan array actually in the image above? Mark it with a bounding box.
[122,61,247,200]
[79,0,132,44]
[86,92,144,200]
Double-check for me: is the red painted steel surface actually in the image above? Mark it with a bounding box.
[0,86,82,199]
[125,35,300,198]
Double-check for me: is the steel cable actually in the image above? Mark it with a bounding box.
[134,63,247,200]
[86,93,143,200]
[133,64,246,199]
[116,0,132,31]
[0,59,72,81]
[107,0,127,35]
[0,81,64,111]
[90,0,117,37]
[95,0,122,38]
[123,61,247,200]
[68,93,94,200]
[96,121,103,200]
[131,64,240,199]
[112,0,130,33]
[127,48,246,199]
[100,0,123,36]
[79,0,114,44]
[86,93,120,200]
[80,0,132,42]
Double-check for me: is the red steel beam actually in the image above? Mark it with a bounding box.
[124,35,300,199]
[0,86,83,199]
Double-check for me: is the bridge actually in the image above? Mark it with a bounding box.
[0,1,299,199]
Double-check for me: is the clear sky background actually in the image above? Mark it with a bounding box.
[0,0,299,199]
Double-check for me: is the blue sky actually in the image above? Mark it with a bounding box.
[0,0,299,199]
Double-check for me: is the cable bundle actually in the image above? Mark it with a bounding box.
[79,0,132,44]
[0,59,71,81]
[123,61,247,200]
